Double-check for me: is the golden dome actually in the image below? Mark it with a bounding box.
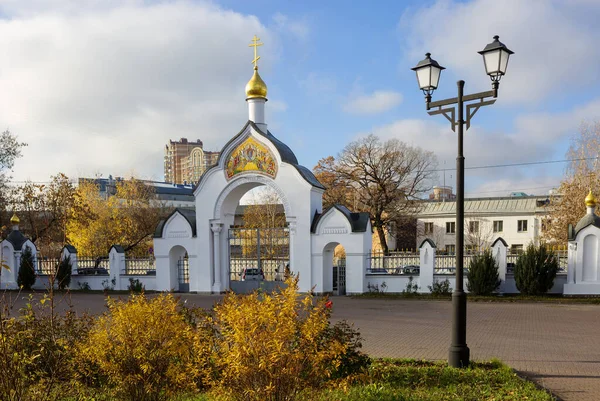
[245,66,268,99]
[585,190,596,207]
[10,214,19,225]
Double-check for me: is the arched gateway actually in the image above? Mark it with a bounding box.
[153,38,371,293]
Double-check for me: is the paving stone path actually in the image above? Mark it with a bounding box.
[8,293,600,400]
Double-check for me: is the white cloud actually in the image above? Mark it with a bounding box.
[399,0,600,105]
[343,90,403,115]
[272,12,310,42]
[366,97,600,194]
[0,1,287,182]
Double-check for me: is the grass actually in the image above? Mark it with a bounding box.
[353,292,600,304]
[175,359,556,401]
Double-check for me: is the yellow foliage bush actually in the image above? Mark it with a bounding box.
[77,294,201,401]
[208,276,347,401]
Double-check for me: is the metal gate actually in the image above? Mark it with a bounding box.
[333,257,346,295]
[228,227,289,293]
[177,255,189,292]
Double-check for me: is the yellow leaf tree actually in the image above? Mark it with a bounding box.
[67,177,172,257]
[545,121,600,243]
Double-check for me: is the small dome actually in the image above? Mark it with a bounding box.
[245,67,268,99]
[585,190,596,207]
[10,214,19,225]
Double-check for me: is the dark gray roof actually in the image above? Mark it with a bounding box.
[311,204,370,233]
[110,245,125,253]
[419,238,436,249]
[154,208,197,238]
[491,237,508,247]
[197,120,323,190]
[6,229,27,251]
[574,212,600,238]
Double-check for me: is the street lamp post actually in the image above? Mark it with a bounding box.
[411,36,513,368]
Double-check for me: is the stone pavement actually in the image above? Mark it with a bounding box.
[7,293,600,400]
[329,297,600,401]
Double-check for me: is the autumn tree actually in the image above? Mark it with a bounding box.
[545,121,600,242]
[10,173,76,254]
[0,130,26,222]
[67,177,171,257]
[241,188,286,258]
[313,156,352,209]
[315,134,437,254]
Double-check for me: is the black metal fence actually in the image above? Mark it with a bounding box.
[124,258,156,275]
[35,258,60,275]
[367,251,420,275]
[228,227,289,282]
[77,258,110,275]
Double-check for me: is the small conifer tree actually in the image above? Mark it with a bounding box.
[17,246,36,290]
[56,255,72,290]
[514,243,559,295]
[467,249,500,295]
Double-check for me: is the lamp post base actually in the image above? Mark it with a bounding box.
[448,290,470,368]
[448,345,470,368]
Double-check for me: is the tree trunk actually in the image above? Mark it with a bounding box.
[376,224,389,255]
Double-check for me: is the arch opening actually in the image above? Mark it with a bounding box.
[169,245,189,292]
[323,242,346,295]
[219,180,290,293]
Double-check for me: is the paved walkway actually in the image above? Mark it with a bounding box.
[7,293,600,400]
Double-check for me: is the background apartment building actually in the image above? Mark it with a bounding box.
[164,138,219,184]
[416,194,553,254]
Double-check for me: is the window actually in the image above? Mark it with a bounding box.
[517,220,528,232]
[493,220,503,233]
[446,222,455,234]
[445,244,456,255]
[465,245,477,254]
[469,221,479,234]
[511,244,524,254]
[424,222,433,235]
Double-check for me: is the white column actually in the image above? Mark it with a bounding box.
[419,241,435,293]
[567,242,577,284]
[247,98,267,132]
[211,223,223,293]
[287,220,296,274]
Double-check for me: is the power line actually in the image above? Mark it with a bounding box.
[7,156,599,185]
[465,184,559,196]
[429,156,599,172]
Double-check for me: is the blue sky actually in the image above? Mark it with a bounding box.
[2,0,600,197]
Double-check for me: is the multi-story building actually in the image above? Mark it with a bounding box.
[163,138,219,184]
[416,194,553,254]
[79,176,195,208]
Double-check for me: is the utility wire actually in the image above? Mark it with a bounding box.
[428,156,599,172]
[7,156,599,184]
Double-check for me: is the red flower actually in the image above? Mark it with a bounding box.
[325,300,333,309]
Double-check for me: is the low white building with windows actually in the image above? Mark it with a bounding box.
[416,195,553,253]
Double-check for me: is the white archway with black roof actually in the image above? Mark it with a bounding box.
[153,60,373,293]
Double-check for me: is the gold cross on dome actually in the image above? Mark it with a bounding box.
[249,35,263,68]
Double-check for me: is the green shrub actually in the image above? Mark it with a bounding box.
[127,278,144,293]
[324,320,370,379]
[467,250,500,295]
[56,255,72,290]
[428,279,452,296]
[402,276,419,295]
[514,243,559,296]
[17,246,36,290]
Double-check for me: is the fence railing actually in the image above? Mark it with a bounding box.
[368,251,420,273]
[229,257,288,281]
[434,255,473,274]
[76,258,110,275]
[35,258,60,275]
[124,258,156,275]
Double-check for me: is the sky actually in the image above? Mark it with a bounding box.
[2,0,600,198]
